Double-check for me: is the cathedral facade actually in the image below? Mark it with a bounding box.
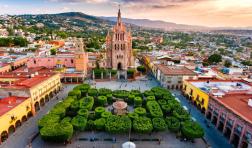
[106,8,135,70]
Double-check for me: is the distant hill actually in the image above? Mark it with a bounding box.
[100,17,211,31]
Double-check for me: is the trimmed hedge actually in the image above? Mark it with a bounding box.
[77,109,89,118]
[165,116,180,133]
[105,115,132,134]
[128,94,135,104]
[99,88,112,96]
[95,107,106,118]
[130,90,142,97]
[133,117,153,133]
[38,114,61,129]
[146,101,163,118]
[128,112,139,120]
[146,96,155,102]
[94,118,106,130]
[98,96,107,106]
[144,90,154,97]
[40,122,73,142]
[152,118,167,131]
[181,121,204,139]
[134,107,146,116]
[134,97,142,107]
[113,90,129,99]
[88,88,98,97]
[68,90,81,99]
[101,111,112,118]
[79,96,94,111]
[71,115,87,131]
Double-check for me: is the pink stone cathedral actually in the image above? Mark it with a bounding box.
[106,8,135,70]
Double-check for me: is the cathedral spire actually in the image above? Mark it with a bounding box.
[117,4,122,26]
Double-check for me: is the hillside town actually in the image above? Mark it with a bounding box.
[0,4,252,148]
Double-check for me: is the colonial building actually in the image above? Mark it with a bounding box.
[106,8,134,70]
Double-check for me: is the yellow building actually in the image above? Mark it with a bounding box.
[0,69,62,115]
[183,80,210,113]
[0,96,33,144]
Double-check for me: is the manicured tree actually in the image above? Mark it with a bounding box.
[165,116,180,133]
[98,96,107,106]
[69,101,79,112]
[172,107,190,122]
[71,115,87,131]
[95,107,106,118]
[61,117,72,124]
[144,90,154,97]
[128,94,135,104]
[134,97,142,107]
[40,122,73,142]
[106,94,113,104]
[133,117,153,133]
[38,114,61,129]
[88,88,98,97]
[161,104,172,114]
[105,115,132,134]
[146,96,155,102]
[134,107,146,116]
[79,96,94,111]
[68,90,81,99]
[127,69,135,78]
[50,106,66,118]
[137,65,146,74]
[86,120,94,131]
[152,118,167,131]
[98,88,112,96]
[113,90,130,99]
[101,111,112,119]
[75,84,91,97]
[181,121,204,139]
[158,99,167,106]
[128,112,139,120]
[77,109,89,118]
[130,90,142,97]
[146,101,163,118]
[94,118,106,131]
[208,53,222,65]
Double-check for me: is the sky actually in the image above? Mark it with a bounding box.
[0,0,252,27]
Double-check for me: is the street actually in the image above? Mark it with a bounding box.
[0,84,76,148]
[172,90,232,148]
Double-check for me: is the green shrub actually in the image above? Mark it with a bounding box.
[133,117,153,133]
[134,107,146,116]
[99,88,112,96]
[68,90,81,99]
[79,96,94,111]
[71,115,87,131]
[137,65,146,73]
[172,107,190,121]
[61,117,72,124]
[128,94,135,104]
[88,88,98,97]
[130,90,142,97]
[152,118,167,131]
[134,97,142,107]
[94,118,106,130]
[98,96,107,106]
[146,101,163,118]
[158,99,167,106]
[38,114,60,129]
[40,122,73,142]
[146,96,155,102]
[113,90,130,99]
[95,107,106,118]
[77,109,89,118]
[105,115,131,134]
[181,121,204,139]
[69,101,80,112]
[165,116,180,133]
[50,106,66,118]
[128,112,139,120]
[86,120,94,130]
[101,111,112,118]
[106,94,113,104]
[144,90,154,97]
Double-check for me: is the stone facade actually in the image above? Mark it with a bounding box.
[106,8,134,70]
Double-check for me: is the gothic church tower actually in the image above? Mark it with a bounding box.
[106,7,134,70]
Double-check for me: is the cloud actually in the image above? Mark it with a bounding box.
[47,0,109,3]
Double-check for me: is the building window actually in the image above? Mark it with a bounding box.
[71,59,74,63]
[34,60,36,64]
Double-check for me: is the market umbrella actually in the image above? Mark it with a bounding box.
[122,141,136,148]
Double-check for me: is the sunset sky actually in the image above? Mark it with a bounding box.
[0,0,252,27]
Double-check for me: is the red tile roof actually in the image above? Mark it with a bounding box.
[212,94,252,125]
[156,64,196,76]
[0,96,28,116]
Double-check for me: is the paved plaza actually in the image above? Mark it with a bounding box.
[0,76,231,148]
